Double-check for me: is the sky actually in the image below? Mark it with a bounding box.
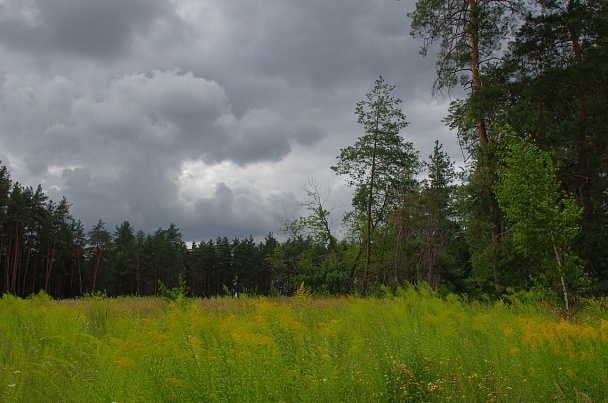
[0,0,461,243]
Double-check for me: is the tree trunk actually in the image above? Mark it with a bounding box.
[362,100,382,295]
[4,230,12,293]
[552,235,570,322]
[566,11,591,230]
[469,0,488,145]
[44,239,56,293]
[92,247,101,293]
[21,236,33,297]
[136,252,141,296]
[362,134,377,295]
[9,222,21,294]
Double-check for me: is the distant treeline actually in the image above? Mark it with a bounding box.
[0,164,281,298]
[0,164,348,298]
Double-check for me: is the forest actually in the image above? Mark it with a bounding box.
[0,0,606,315]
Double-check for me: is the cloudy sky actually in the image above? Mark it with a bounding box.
[0,0,460,243]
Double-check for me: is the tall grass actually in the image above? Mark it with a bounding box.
[0,287,606,402]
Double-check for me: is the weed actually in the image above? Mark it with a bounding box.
[0,289,606,402]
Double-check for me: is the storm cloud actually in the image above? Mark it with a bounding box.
[0,0,456,242]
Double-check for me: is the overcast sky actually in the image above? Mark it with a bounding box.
[0,0,460,243]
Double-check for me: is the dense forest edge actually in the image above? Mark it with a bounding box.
[1,0,607,322]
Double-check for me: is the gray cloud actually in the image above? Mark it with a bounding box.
[0,0,182,60]
[0,0,457,242]
[192,181,296,242]
[1,69,322,174]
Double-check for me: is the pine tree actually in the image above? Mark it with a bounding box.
[332,76,418,294]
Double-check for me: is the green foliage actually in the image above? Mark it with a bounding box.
[292,281,313,302]
[408,0,517,92]
[493,128,587,319]
[332,75,417,234]
[26,289,54,302]
[83,290,108,300]
[410,0,606,300]
[159,274,189,302]
[476,0,608,292]
[1,293,608,402]
[417,141,463,288]
[494,131,582,256]
[389,141,469,292]
[332,77,418,294]
[86,219,114,294]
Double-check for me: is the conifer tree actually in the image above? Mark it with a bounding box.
[332,77,418,294]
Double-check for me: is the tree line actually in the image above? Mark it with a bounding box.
[0,147,463,300]
[0,168,282,299]
[0,0,606,308]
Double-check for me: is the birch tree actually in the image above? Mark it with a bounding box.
[493,129,583,320]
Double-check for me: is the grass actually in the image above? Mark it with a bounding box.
[0,286,607,402]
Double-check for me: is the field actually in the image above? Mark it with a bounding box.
[1,287,607,402]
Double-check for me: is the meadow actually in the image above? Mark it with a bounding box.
[1,287,607,402]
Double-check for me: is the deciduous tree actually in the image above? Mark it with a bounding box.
[493,129,584,320]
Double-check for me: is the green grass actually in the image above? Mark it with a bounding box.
[0,287,607,402]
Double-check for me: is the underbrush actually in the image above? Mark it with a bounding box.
[0,287,606,402]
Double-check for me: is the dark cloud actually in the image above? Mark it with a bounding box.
[3,68,328,239]
[0,69,322,176]
[0,0,458,242]
[0,0,181,60]
[212,108,327,166]
[62,167,92,188]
